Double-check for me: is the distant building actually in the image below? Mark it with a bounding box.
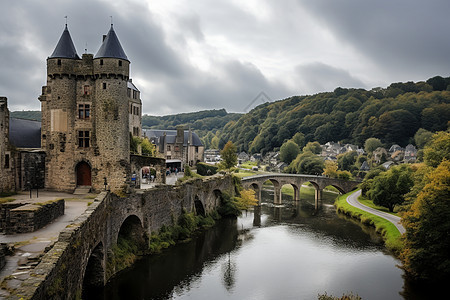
[143,126,204,169]
[238,152,250,164]
[382,161,396,170]
[360,161,370,171]
[404,144,418,161]
[389,144,403,153]
[250,154,262,162]
[373,147,388,164]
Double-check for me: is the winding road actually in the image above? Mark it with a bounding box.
[346,190,405,234]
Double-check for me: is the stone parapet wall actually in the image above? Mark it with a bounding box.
[3,199,64,234]
[0,202,24,232]
[6,175,234,299]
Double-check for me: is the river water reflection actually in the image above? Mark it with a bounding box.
[88,189,425,300]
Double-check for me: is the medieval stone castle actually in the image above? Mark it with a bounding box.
[0,24,168,193]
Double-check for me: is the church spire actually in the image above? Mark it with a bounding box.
[49,24,80,59]
[94,24,128,61]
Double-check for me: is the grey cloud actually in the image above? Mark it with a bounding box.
[142,59,291,115]
[294,62,366,93]
[298,0,450,80]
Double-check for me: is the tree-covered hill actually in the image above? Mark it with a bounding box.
[216,76,450,154]
[142,109,242,148]
[10,110,41,121]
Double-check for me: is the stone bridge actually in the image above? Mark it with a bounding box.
[242,173,360,206]
[11,175,234,300]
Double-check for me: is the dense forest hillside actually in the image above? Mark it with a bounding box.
[10,110,41,121]
[142,109,241,147]
[215,76,450,154]
[9,76,450,152]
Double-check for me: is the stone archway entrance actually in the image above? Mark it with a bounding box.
[76,161,91,186]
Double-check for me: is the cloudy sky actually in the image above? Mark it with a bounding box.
[1,0,449,115]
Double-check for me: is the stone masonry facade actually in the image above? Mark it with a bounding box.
[38,25,141,193]
[5,175,234,299]
[0,97,15,193]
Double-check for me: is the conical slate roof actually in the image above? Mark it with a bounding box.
[49,25,80,59]
[95,25,128,61]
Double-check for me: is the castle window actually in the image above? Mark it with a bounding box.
[100,59,104,65]
[78,104,90,119]
[4,153,10,169]
[84,85,90,95]
[167,145,171,151]
[103,83,106,89]
[57,59,61,66]
[78,131,90,148]
[133,90,137,99]
[127,88,131,98]
[119,60,122,67]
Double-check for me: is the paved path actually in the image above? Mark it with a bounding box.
[0,191,93,288]
[346,190,405,234]
[140,172,183,189]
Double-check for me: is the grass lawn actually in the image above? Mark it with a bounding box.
[239,161,258,169]
[358,197,399,216]
[335,190,403,254]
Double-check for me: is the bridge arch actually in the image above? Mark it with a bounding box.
[117,214,147,250]
[82,242,105,297]
[194,195,206,217]
[213,189,224,207]
[248,183,262,204]
[327,184,345,195]
[280,183,300,202]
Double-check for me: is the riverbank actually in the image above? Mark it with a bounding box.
[334,190,403,255]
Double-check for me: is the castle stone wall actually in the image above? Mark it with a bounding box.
[0,97,15,193]
[9,175,234,299]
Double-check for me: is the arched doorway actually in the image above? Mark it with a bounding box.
[76,161,91,186]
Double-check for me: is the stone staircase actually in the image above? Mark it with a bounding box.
[73,186,91,195]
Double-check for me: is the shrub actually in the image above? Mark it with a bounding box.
[197,162,218,176]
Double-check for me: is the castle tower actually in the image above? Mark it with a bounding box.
[92,24,131,191]
[39,24,132,193]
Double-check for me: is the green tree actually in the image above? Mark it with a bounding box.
[288,152,324,175]
[364,137,382,153]
[280,140,300,164]
[423,131,450,167]
[322,160,338,178]
[367,165,413,212]
[337,151,358,172]
[130,134,140,153]
[292,132,306,148]
[220,141,237,169]
[141,138,156,156]
[414,128,433,149]
[401,160,450,281]
[234,189,259,210]
[303,141,322,154]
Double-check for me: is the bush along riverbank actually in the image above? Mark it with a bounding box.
[334,190,403,255]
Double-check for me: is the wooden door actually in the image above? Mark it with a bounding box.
[76,161,91,186]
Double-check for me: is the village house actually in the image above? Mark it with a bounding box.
[143,126,204,170]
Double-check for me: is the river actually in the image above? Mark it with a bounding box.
[85,188,432,300]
